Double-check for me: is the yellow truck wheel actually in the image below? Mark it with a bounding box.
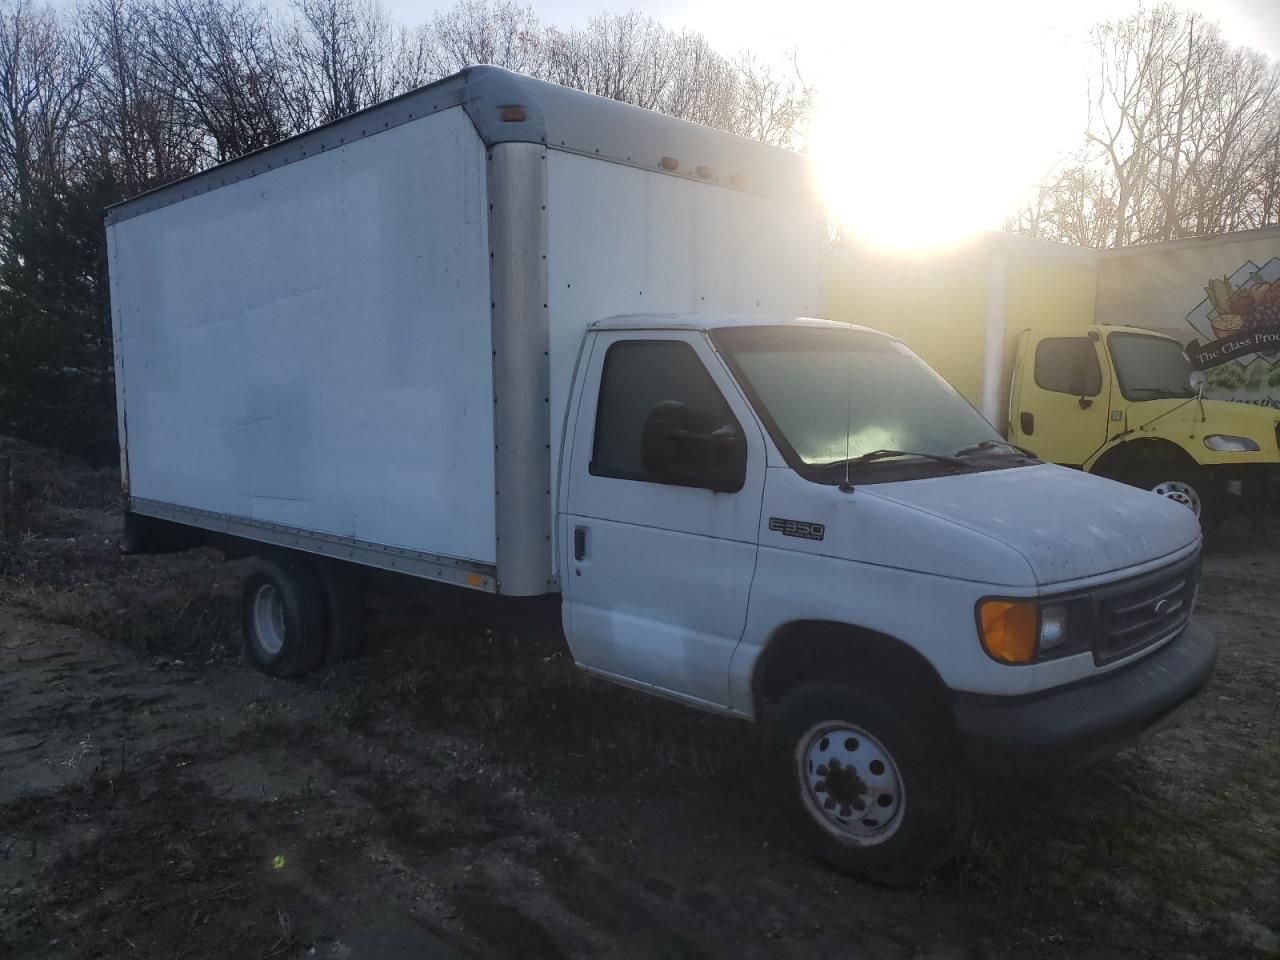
[1121,462,1219,532]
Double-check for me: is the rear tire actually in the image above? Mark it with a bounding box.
[764,682,970,885]
[242,553,328,677]
[314,558,368,662]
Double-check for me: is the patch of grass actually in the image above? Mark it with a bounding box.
[0,434,118,538]
[0,534,246,662]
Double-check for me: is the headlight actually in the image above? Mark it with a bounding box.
[977,599,1078,664]
[1204,434,1260,452]
[1038,604,1068,651]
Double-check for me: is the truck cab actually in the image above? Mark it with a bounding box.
[1009,323,1280,524]
[558,314,1217,882]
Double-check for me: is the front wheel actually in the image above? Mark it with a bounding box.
[764,683,970,885]
[1122,462,1219,531]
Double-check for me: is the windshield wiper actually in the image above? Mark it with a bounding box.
[826,448,975,470]
[1132,386,1194,399]
[954,439,1038,459]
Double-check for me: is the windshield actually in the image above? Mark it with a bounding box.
[1108,333,1195,400]
[712,326,1006,477]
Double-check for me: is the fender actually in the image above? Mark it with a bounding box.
[1085,398,1279,475]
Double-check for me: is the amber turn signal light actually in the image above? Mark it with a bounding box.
[978,599,1038,664]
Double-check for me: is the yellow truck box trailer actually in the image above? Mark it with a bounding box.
[825,229,1280,526]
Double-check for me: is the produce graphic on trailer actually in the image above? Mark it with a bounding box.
[1184,256,1280,406]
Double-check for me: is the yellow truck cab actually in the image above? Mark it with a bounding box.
[1009,323,1280,525]
[825,228,1280,528]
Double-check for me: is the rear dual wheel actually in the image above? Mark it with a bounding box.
[242,554,328,677]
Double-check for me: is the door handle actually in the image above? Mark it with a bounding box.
[1020,412,1034,436]
[574,525,588,561]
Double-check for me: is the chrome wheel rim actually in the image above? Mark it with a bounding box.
[1150,479,1200,517]
[796,722,905,845]
[252,583,286,656]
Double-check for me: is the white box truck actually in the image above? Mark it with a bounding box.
[107,67,1218,882]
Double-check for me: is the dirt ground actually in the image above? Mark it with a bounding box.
[1,436,1277,960]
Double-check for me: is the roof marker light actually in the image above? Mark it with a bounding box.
[696,165,713,179]
[499,106,527,122]
[659,156,679,171]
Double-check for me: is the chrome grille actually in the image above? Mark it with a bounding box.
[1095,561,1198,664]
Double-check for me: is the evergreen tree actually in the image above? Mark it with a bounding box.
[0,168,122,461]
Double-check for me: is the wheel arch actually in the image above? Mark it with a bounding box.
[750,620,952,723]
[1089,437,1199,480]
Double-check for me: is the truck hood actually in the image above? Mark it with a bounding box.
[1126,397,1279,441]
[864,463,1201,586]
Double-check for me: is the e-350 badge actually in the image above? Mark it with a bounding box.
[768,517,825,541]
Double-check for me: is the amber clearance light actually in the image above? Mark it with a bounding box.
[977,599,1038,664]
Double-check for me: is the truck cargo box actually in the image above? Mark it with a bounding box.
[107,66,824,595]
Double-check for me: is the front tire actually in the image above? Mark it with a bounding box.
[1122,461,1219,531]
[765,683,969,885]
[242,554,328,677]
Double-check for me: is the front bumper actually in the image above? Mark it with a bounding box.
[953,619,1218,778]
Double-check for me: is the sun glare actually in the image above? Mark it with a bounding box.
[806,1,1087,251]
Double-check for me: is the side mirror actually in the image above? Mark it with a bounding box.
[640,401,746,492]
[640,400,690,474]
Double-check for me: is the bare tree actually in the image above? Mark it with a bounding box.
[141,0,291,163]
[0,0,94,207]
[283,0,397,126]
[543,11,808,147]
[83,0,202,192]
[422,0,543,77]
[1022,5,1280,247]
[726,52,810,147]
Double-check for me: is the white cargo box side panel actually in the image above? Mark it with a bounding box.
[110,108,497,565]
[545,150,823,481]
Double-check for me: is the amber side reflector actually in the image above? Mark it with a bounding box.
[978,599,1037,664]
[695,165,713,179]
[466,573,485,587]
[659,156,679,171]
[499,106,527,122]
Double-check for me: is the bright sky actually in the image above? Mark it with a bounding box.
[384,0,1280,60]
[381,0,1280,248]
[48,0,1269,247]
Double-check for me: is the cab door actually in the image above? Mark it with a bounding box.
[559,330,766,709]
[1009,331,1111,466]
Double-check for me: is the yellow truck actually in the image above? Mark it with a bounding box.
[825,228,1280,527]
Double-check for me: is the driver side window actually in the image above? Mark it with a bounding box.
[1035,337,1102,397]
[590,340,745,492]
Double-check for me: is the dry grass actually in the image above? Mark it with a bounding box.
[0,436,245,663]
[0,434,118,537]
